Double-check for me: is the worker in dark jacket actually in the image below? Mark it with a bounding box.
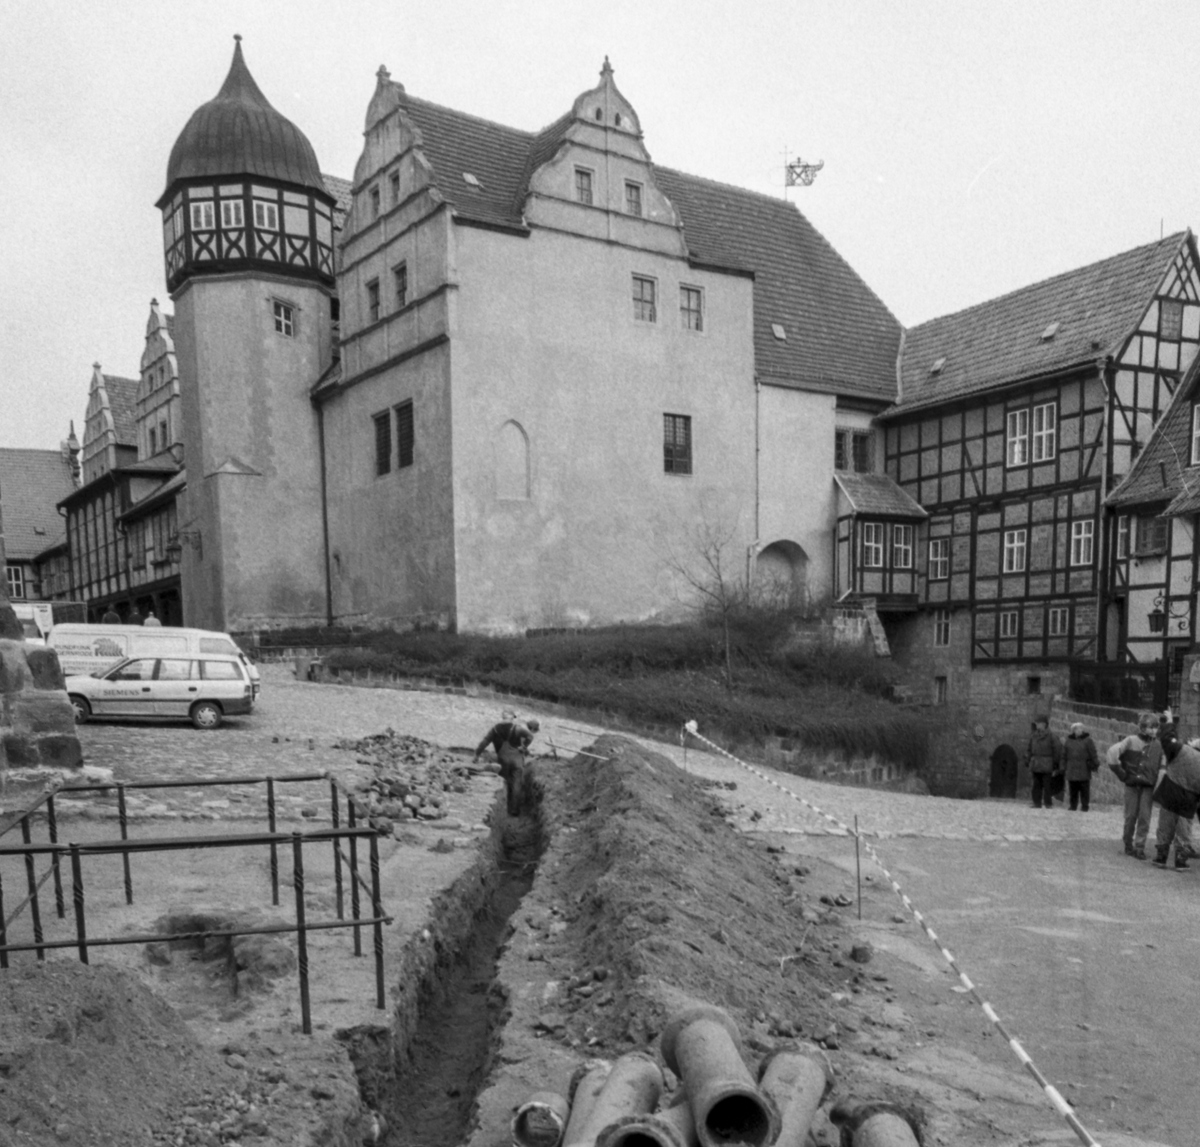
[1024,718,1062,808]
[1062,722,1099,811]
[474,716,540,815]
[1106,711,1161,858]
[1151,714,1200,870]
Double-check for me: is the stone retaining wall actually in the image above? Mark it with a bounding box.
[0,639,82,773]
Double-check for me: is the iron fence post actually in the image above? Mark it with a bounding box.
[69,844,88,964]
[267,777,279,906]
[330,779,344,921]
[292,832,312,1035]
[348,800,362,956]
[47,793,64,918]
[117,784,133,905]
[370,832,384,1010]
[20,816,45,961]
[0,864,7,970]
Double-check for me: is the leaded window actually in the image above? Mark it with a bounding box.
[928,537,950,580]
[893,524,913,569]
[633,276,657,323]
[374,411,391,476]
[663,414,692,475]
[680,286,703,331]
[625,181,643,217]
[575,168,594,206]
[396,400,414,469]
[861,522,884,568]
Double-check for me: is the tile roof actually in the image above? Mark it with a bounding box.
[0,448,76,559]
[395,93,900,399]
[890,234,1189,417]
[834,472,928,518]
[1108,353,1200,512]
[322,174,352,230]
[104,375,140,446]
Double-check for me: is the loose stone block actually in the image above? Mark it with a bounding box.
[24,646,66,691]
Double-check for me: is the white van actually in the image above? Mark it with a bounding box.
[48,625,261,699]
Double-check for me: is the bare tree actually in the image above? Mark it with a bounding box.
[664,514,748,689]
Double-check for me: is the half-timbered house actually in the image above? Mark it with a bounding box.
[869,232,1200,739]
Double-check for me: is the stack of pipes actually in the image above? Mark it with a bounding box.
[510,1004,922,1147]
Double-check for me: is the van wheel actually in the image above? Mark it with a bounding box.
[190,701,223,730]
[69,695,91,724]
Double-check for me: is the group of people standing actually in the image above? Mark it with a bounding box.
[1026,709,1200,870]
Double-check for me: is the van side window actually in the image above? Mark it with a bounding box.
[199,638,238,654]
[157,659,196,680]
[200,660,243,681]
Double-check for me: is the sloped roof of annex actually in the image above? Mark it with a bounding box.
[0,448,76,559]
[885,233,1193,419]
[834,472,928,519]
[365,64,901,403]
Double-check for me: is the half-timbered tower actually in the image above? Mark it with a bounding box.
[871,233,1200,742]
[1107,348,1200,700]
[158,38,341,632]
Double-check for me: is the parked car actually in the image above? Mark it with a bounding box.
[49,624,261,700]
[65,653,255,729]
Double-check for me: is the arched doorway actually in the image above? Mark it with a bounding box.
[754,541,809,609]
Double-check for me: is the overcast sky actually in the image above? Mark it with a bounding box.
[3,0,1198,450]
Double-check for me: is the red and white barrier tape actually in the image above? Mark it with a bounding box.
[681,720,1102,1147]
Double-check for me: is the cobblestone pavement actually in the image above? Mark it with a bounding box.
[30,664,1124,847]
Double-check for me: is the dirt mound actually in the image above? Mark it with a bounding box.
[0,962,214,1145]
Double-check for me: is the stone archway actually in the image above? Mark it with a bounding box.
[754,540,809,609]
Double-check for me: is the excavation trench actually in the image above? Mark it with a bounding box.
[339,799,544,1147]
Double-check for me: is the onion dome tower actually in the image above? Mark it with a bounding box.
[159,37,334,633]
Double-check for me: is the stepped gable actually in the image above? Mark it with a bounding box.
[163,37,326,196]
[0,449,75,558]
[393,88,900,400]
[894,233,1188,416]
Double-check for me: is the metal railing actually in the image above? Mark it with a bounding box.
[0,772,391,1035]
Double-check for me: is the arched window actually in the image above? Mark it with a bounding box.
[496,420,530,500]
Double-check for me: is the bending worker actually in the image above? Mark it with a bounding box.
[474,716,540,815]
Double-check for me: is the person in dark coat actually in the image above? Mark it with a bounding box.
[474,716,540,815]
[1106,711,1160,858]
[1062,722,1099,811]
[1024,718,1062,808]
[1151,713,1200,870]
[100,608,121,624]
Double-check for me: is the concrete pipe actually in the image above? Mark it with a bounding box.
[563,1061,613,1147]
[829,1102,921,1147]
[756,1045,831,1147]
[660,1005,781,1147]
[513,1092,571,1147]
[564,1053,664,1147]
[596,1095,697,1147]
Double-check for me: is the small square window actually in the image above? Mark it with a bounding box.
[633,275,657,323]
[367,279,380,323]
[928,538,950,580]
[680,286,703,332]
[273,300,294,336]
[394,263,408,310]
[373,411,391,477]
[933,609,950,646]
[253,200,278,230]
[575,168,594,206]
[625,181,643,217]
[663,413,692,475]
[1135,516,1169,555]
[190,201,215,230]
[396,400,414,469]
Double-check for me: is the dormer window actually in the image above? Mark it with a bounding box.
[625,181,643,217]
[463,173,482,189]
[771,323,787,341]
[1040,322,1060,341]
[930,357,946,375]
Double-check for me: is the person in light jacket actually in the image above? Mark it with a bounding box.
[1024,718,1062,808]
[1061,722,1099,811]
[1106,711,1160,858]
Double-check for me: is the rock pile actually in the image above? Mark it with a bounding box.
[334,728,477,832]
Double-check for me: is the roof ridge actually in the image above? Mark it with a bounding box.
[402,93,538,141]
[655,164,797,208]
[907,232,1187,333]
